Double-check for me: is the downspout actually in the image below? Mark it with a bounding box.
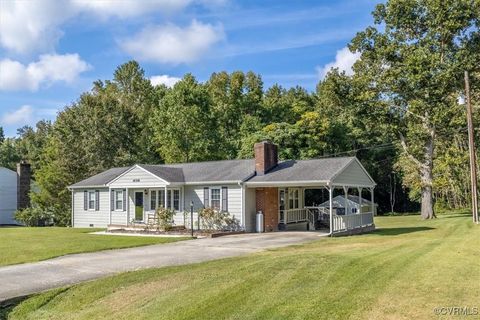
[71,189,74,228]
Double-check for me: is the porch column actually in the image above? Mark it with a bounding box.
[126,187,129,225]
[370,187,375,215]
[329,186,333,235]
[357,187,363,213]
[343,186,349,215]
[108,187,112,225]
[164,186,168,209]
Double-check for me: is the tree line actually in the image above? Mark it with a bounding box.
[0,0,479,225]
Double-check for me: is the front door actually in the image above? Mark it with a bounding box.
[135,192,144,221]
[279,189,286,223]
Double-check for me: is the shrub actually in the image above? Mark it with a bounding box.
[198,208,241,231]
[155,207,176,231]
[14,206,54,227]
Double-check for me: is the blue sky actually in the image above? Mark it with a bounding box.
[0,0,378,137]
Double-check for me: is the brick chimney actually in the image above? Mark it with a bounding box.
[17,161,31,210]
[254,141,278,175]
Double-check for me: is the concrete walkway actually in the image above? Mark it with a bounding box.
[0,232,326,302]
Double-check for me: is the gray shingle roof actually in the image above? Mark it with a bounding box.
[69,167,130,188]
[69,157,358,188]
[159,159,255,183]
[247,157,354,183]
[69,159,255,188]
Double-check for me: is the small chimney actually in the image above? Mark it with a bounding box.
[17,161,31,210]
[254,141,278,175]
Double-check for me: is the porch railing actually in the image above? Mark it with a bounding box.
[332,212,374,232]
[285,208,309,223]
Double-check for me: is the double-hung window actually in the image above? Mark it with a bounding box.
[88,191,96,210]
[288,189,299,210]
[158,190,165,208]
[150,190,157,210]
[167,190,172,209]
[115,190,123,210]
[210,188,221,210]
[173,190,180,211]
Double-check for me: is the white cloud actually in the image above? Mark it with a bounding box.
[120,20,225,64]
[150,75,181,87]
[0,54,90,91]
[0,0,75,54]
[317,46,360,80]
[0,105,34,126]
[0,0,224,54]
[71,0,192,18]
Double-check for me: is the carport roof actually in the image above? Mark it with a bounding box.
[245,157,362,185]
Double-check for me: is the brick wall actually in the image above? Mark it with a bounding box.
[255,187,278,232]
[17,161,31,210]
[254,141,278,175]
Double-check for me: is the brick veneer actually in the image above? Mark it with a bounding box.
[254,141,278,175]
[255,187,279,232]
[17,161,31,210]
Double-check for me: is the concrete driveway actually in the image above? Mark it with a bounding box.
[0,231,325,302]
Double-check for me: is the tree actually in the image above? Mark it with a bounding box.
[0,127,4,143]
[0,138,20,170]
[15,121,52,172]
[150,74,221,163]
[34,61,159,225]
[351,0,480,218]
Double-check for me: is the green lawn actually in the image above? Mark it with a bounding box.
[4,212,480,320]
[0,227,189,267]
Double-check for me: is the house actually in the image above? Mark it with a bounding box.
[0,162,31,225]
[318,195,378,216]
[68,141,376,235]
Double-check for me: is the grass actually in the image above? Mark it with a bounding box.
[4,212,480,320]
[0,227,189,267]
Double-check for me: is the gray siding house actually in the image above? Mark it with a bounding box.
[69,141,377,235]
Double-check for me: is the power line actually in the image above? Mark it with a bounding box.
[313,142,396,159]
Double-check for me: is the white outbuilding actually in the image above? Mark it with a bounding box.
[319,195,378,216]
[0,167,18,225]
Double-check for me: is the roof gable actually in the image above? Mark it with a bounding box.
[331,158,376,187]
[108,165,169,187]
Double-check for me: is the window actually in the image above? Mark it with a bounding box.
[158,190,165,208]
[167,190,172,209]
[210,188,221,210]
[352,208,357,214]
[288,189,299,209]
[173,190,180,211]
[150,190,157,210]
[115,190,123,210]
[88,191,96,210]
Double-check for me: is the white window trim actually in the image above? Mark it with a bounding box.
[88,190,96,211]
[114,189,124,211]
[169,188,182,211]
[150,190,157,211]
[209,186,222,211]
[288,188,300,210]
[148,188,179,211]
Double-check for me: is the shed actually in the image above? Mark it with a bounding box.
[319,195,378,216]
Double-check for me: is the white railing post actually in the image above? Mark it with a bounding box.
[329,186,333,233]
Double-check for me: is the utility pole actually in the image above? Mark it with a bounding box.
[464,71,479,224]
